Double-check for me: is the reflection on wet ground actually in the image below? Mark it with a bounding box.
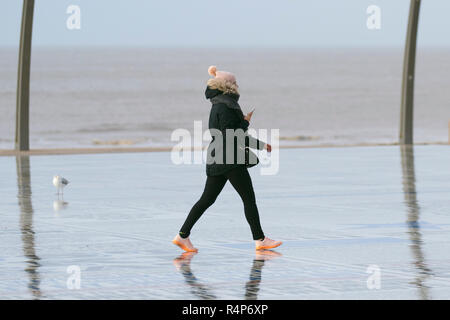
[16,156,41,299]
[245,251,283,300]
[172,250,282,300]
[1,146,450,299]
[400,146,433,299]
[173,252,217,300]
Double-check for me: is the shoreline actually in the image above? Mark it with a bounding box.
[0,142,448,157]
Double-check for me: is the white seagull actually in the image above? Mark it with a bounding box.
[53,175,69,195]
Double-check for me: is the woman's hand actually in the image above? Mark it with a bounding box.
[244,110,254,122]
[264,143,272,152]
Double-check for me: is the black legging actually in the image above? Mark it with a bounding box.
[179,166,265,240]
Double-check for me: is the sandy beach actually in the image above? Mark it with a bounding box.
[2,145,450,299]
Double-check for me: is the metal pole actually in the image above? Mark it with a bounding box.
[400,0,421,145]
[15,0,35,151]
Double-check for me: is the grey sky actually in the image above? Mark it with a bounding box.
[1,0,449,47]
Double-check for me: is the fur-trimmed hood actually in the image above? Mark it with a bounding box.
[206,77,239,95]
[205,77,242,113]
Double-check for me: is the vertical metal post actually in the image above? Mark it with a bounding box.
[400,0,421,145]
[15,0,35,151]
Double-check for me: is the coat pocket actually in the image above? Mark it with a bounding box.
[245,146,259,167]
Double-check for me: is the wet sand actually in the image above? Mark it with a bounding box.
[2,145,450,299]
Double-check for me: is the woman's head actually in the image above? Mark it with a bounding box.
[208,66,236,83]
[207,65,239,95]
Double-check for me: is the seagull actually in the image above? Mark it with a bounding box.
[53,175,69,195]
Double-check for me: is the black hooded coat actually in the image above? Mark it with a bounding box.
[205,87,265,176]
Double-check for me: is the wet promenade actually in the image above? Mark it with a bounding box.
[1,145,449,299]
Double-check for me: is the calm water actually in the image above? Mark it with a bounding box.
[1,47,449,149]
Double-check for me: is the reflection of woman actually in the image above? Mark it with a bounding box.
[172,66,282,252]
[173,250,281,300]
[245,251,282,300]
[173,252,216,300]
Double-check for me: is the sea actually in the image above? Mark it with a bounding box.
[1,47,449,149]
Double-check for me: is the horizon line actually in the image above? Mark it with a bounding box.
[2,44,450,50]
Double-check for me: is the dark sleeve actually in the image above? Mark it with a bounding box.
[246,135,266,150]
[218,104,249,131]
[218,105,265,150]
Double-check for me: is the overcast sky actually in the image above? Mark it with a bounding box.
[1,0,449,47]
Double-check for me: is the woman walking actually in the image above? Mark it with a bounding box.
[172,66,282,252]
